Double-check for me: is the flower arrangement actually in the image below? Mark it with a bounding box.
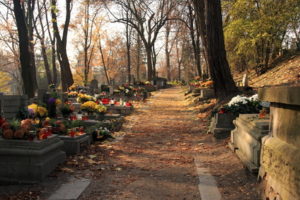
[68,91,78,98]
[81,101,107,114]
[218,94,262,116]
[28,104,48,118]
[189,79,213,88]
[1,119,30,140]
[60,103,74,118]
[77,93,94,103]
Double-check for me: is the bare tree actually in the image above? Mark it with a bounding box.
[108,0,176,81]
[51,0,74,91]
[34,0,53,85]
[76,0,100,86]
[125,9,133,83]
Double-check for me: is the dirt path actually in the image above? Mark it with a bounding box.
[79,87,259,200]
[0,87,260,200]
[81,87,203,199]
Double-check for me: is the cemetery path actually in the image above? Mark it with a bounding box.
[0,87,259,200]
[79,87,259,200]
[80,87,202,199]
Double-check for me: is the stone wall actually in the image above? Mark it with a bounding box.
[258,86,300,200]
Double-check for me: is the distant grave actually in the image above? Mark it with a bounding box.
[0,94,28,119]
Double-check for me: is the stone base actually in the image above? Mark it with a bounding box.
[58,134,90,156]
[259,136,300,200]
[231,114,269,172]
[103,113,121,120]
[0,135,66,183]
[208,113,236,139]
[213,128,232,139]
[107,106,133,115]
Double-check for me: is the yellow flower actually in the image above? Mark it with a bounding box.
[37,106,48,117]
[56,99,62,105]
[28,103,38,113]
[96,105,107,113]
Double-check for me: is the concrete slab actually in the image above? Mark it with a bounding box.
[48,177,91,200]
[194,156,222,200]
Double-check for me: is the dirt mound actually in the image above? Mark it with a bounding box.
[234,55,300,88]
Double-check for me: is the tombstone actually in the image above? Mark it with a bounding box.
[229,114,269,173]
[0,95,28,119]
[258,86,300,200]
[242,73,249,87]
[0,135,66,183]
[37,89,48,102]
[89,79,99,95]
[208,113,236,139]
[101,85,110,93]
[58,134,90,156]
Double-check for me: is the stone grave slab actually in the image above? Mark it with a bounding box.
[107,105,133,115]
[58,134,90,156]
[48,177,91,200]
[0,135,66,183]
[229,114,269,173]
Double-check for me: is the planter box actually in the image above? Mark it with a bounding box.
[58,134,90,156]
[0,135,66,183]
[208,113,236,139]
[229,114,269,173]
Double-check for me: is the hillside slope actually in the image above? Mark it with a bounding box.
[234,55,300,88]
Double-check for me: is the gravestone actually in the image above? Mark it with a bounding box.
[0,135,65,183]
[200,88,214,99]
[0,95,28,119]
[229,114,269,173]
[106,105,133,116]
[242,73,249,87]
[90,79,99,95]
[37,89,48,102]
[208,113,236,139]
[58,134,90,156]
[258,86,300,200]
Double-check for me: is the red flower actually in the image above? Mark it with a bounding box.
[219,109,226,114]
[102,98,110,105]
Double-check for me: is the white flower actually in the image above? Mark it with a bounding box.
[228,95,248,106]
[249,94,258,101]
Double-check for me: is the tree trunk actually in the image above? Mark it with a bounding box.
[52,38,58,85]
[98,40,110,84]
[188,2,201,77]
[193,0,238,99]
[146,47,153,81]
[152,45,157,78]
[165,23,171,80]
[127,45,131,83]
[51,0,73,91]
[13,0,37,98]
[136,34,141,82]
[41,40,53,84]
[84,47,89,86]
